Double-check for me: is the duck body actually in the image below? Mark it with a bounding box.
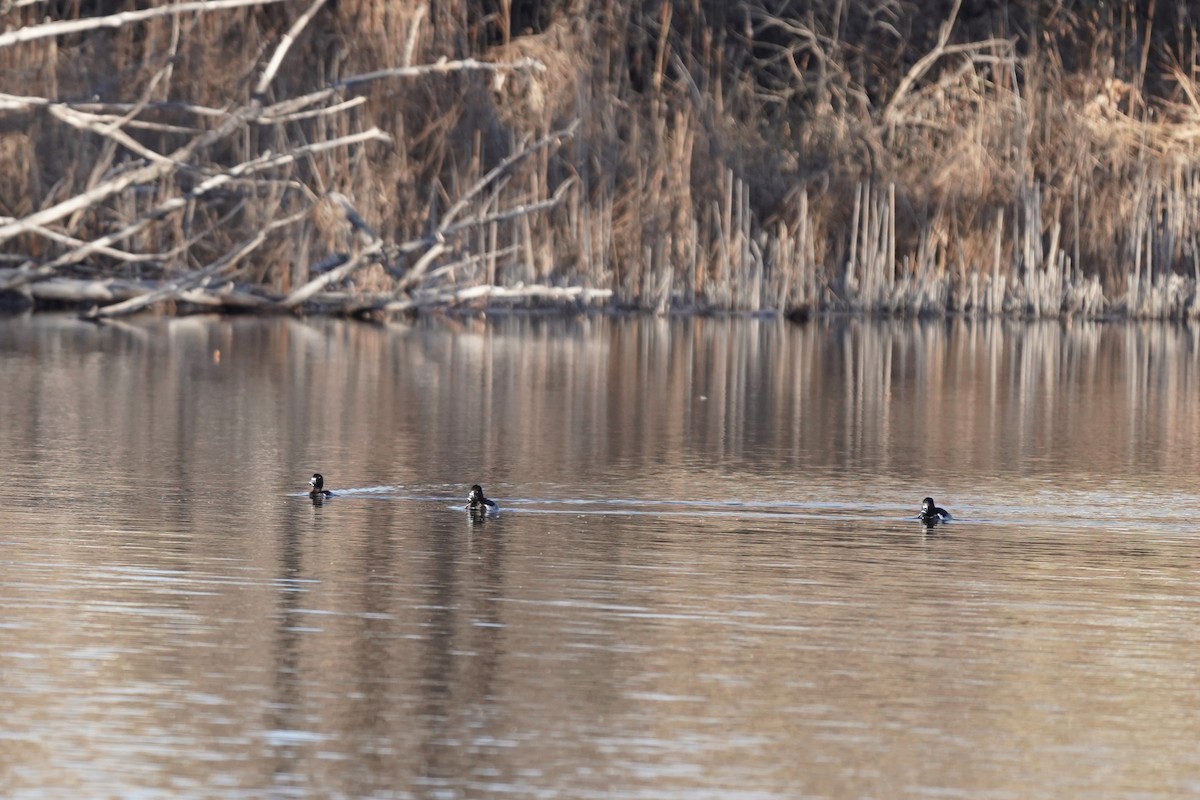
[309,473,334,498]
[918,496,950,523]
[466,484,499,515]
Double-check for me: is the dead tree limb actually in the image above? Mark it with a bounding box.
[255,0,328,96]
[287,126,578,315]
[384,284,613,314]
[442,121,578,229]
[81,209,307,319]
[0,127,388,291]
[0,0,292,48]
[0,0,329,249]
[441,181,575,240]
[47,104,179,167]
[265,57,546,120]
[390,181,574,293]
[881,0,1013,130]
[277,241,386,310]
[0,221,168,265]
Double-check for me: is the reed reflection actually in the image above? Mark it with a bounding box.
[4,315,1200,513]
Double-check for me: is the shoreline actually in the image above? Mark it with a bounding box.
[3,278,1198,324]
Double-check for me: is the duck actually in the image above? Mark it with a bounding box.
[466,484,499,515]
[308,473,334,498]
[918,496,950,523]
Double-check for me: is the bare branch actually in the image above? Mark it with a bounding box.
[384,284,613,314]
[261,96,366,124]
[0,0,291,49]
[82,209,308,319]
[880,0,1012,129]
[255,0,329,96]
[266,57,546,119]
[47,104,178,166]
[442,121,578,228]
[441,179,574,239]
[277,241,385,310]
[279,122,577,312]
[0,127,388,291]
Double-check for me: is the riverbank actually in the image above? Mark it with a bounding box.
[2,1,1198,319]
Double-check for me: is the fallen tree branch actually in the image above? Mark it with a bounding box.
[0,0,291,49]
[381,183,572,298]
[421,244,523,283]
[0,127,388,290]
[81,209,308,319]
[265,57,547,120]
[48,104,179,167]
[442,121,578,229]
[390,181,572,290]
[261,96,367,124]
[441,180,575,239]
[255,0,328,96]
[276,240,386,310]
[287,283,612,317]
[0,0,342,250]
[0,222,165,264]
[286,126,578,314]
[1,274,275,312]
[9,55,540,123]
[0,273,146,304]
[72,99,227,119]
[72,7,185,207]
[385,283,613,314]
[0,96,271,250]
[174,284,275,310]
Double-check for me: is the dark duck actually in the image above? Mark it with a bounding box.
[466,484,499,515]
[918,496,950,524]
[308,473,334,498]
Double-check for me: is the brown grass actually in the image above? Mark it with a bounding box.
[4,0,1200,318]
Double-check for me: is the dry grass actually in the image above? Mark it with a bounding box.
[4,0,1200,318]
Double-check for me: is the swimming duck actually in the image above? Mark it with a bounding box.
[309,473,334,498]
[466,484,499,515]
[918,496,950,523]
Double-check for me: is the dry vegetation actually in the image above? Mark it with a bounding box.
[2,0,1200,318]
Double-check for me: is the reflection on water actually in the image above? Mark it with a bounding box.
[1,314,1199,798]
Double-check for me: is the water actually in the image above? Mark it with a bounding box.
[1,314,1199,799]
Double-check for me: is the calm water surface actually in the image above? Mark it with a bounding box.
[1,314,1199,799]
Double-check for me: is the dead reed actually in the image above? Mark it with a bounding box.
[2,0,1200,319]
